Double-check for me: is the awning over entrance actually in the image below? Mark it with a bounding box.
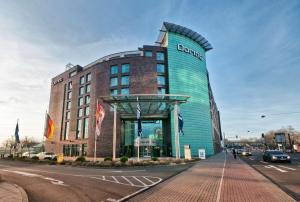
[100,94,190,119]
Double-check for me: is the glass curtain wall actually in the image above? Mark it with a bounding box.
[120,119,171,157]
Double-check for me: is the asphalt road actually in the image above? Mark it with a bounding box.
[0,160,193,202]
[240,151,300,201]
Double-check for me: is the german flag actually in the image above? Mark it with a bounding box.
[44,113,54,140]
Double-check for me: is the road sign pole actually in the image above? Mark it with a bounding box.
[113,103,117,161]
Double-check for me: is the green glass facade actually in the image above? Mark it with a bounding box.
[167,32,214,157]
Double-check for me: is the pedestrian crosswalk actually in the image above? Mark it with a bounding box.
[90,175,162,187]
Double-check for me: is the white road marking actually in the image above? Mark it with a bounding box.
[111,170,146,173]
[132,176,148,186]
[1,169,67,186]
[106,198,117,202]
[264,165,288,173]
[142,176,155,184]
[278,165,296,171]
[260,161,268,164]
[89,175,162,188]
[112,176,119,183]
[121,176,134,186]
[216,153,226,202]
[249,158,254,160]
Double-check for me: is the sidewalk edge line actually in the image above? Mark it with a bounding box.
[216,153,226,202]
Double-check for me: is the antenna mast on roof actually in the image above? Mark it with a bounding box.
[65,63,74,70]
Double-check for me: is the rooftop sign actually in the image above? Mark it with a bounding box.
[177,44,204,61]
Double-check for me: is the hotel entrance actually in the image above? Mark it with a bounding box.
[100,94,190,160]
[120,119,171,158]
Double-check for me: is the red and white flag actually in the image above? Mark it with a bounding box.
[95,101,105,136]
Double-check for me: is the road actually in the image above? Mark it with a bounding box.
[0,160,192,202]
[240,151,300,201]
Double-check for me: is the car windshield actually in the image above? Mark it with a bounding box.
[269,151,284,155]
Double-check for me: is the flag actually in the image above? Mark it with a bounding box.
[15,121,20,144]
[95,101,105,136]
[44,113,54,140]
[178,113,184,135]
[137,98,142,137]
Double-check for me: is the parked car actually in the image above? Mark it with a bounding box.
[38,152,56,160]
[241,149,252,156]
[263,150,291,163]
[22,152,39,158]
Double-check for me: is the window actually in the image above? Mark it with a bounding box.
[82,144,87,156]
[156,52,165,61]
[157,64,165,73]
[111,65,118,74]
[110,77,118,87]
[78,97,83,106]
[111,89,118,95]
[85,106,90,116]
[67,91,72,100]
[121,76,129,85]
[78,108,83,117]
[80,76,85,85]
[157,76,165,85]
[64,122,69,140]
[86,73,91,82]
[145,51,152,57]
[68,82,72,90]
[66,111,70,120]
[158,88,166,94]
[76,119,82,139]
[83,118,89,139]
[66,101,71,110]
[85,95,90,104]
[121,64,130,73]
[86,84,91,93]
[121,88,129,95]
[79,87,84,95]
[69,71,77,77]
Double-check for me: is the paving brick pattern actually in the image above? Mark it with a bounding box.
[0,182,23,202]
[129,153,295,202]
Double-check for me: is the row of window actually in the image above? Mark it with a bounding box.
[110,76,129,87]
[144,51,165,61]
[66,84,90,100]
[63,117,89,140]
[68,73,91,91]
[111,64,130,74]
[111,88,129,96]
[63,144,87,157]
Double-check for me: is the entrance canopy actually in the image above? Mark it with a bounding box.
[100,94,190,119]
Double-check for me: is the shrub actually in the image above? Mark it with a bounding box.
[75,156,86,162]
[151,157,158,161]
[31,156,39,160]
[120,156,128,163]
[104,157,112,161]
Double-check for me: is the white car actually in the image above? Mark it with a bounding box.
[38,152,56,160]
[22,152,39,158]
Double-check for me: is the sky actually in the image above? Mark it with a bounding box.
[0,0,299,143]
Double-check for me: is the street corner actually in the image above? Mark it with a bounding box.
[0,181,28,202]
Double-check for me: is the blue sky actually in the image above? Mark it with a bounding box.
[0,0,299,143]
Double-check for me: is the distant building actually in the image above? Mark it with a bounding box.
[46,22,222,158]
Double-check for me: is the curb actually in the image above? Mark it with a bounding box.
[13,183,29,202]
[0,174,29,202]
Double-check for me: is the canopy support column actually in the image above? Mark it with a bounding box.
[174,102,180,159]
[113,103,117,161]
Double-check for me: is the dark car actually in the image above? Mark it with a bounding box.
[263,150,291,163]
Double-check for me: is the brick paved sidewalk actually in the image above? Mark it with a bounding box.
[129,152,295,202]
[0,182,28,202]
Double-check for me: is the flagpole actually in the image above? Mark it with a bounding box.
[137,97,140,162]
[43,111,47,152]
[94,100,98,162]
